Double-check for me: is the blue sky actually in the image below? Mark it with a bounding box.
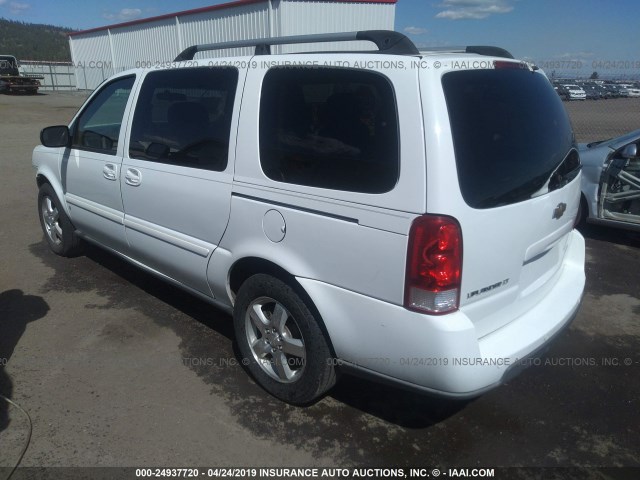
[1,0,639,75]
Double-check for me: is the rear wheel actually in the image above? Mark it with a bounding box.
[38,183,81,256]
[233,274,336,405]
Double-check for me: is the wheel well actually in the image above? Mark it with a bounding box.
[228,257,337,358]
[580,192,590,218]
[35,175,77,230]
[229,257,295,297]
[36,174,49,188]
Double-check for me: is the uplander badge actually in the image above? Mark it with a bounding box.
[467,278,510,299]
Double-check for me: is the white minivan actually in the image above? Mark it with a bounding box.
[33,31,585,404]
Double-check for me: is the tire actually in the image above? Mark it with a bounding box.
[233,274,336,405]
[37,183,81,256]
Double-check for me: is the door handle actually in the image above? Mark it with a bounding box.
[103,163,118,181]
[124,168,142,187]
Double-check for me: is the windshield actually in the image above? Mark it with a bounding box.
[0,56,19,76]
[443,68,577,208]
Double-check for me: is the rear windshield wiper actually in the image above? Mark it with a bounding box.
[531,149,581,198]
[478,149,581,208]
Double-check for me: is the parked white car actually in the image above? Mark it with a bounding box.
[561,84,587,100]
[32,31,585,404]
[579,129,640,231]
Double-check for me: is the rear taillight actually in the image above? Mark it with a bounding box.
[404,215,462,315]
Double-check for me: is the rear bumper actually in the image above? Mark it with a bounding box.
[4,78,39,92]
[299,229,585,398]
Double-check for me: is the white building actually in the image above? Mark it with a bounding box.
[68,0,397,90]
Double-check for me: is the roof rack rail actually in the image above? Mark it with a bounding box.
[418,45,514,59]
[174,30,419,61]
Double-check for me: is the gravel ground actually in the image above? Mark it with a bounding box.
[0,91,638,478]
[564,97,640,143]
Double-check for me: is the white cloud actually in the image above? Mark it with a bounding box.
[9,1,30,13]
[120,8,142,19]
[555,52,594,60]
[415,40,453,49]
[435,0,514,20]
[404,26,428,35]
[103,8,143,22]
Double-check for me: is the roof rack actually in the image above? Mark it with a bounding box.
[174,30,420,61]
[419,46,514,59]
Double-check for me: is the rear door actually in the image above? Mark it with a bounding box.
[423,63,582,337]
[598,136,640,224]
[120,66,243,296]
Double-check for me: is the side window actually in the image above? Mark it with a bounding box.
[259,68,399,194]
[129,67,239,172]
[72,76,135,155]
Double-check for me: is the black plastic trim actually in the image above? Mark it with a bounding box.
[232,192,359,224]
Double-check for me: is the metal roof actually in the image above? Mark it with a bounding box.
[68,0,398,37]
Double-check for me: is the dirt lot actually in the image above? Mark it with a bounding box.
[565,97,640,143]
[0,92,639,478]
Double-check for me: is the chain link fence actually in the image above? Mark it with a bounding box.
[564,97,640,143]
[18,61,76,91]
[13,60,640,144]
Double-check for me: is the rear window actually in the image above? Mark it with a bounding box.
[0,56,19,76]
[443,69,577,209]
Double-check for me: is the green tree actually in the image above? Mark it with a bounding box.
[0,18,75,61]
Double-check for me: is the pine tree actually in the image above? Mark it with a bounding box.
[0,18,76,61]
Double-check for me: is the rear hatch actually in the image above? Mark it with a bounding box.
[423,60,581,337]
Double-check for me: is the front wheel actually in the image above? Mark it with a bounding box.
[233,274,336,405]
[38,183,81,256]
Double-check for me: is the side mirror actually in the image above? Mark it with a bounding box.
[620,143,638,159]
[40,125,70,148]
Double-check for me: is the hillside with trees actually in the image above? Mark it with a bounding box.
[0,18,75,61]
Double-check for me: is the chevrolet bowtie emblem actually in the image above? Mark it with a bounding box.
[553,202,567,220]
